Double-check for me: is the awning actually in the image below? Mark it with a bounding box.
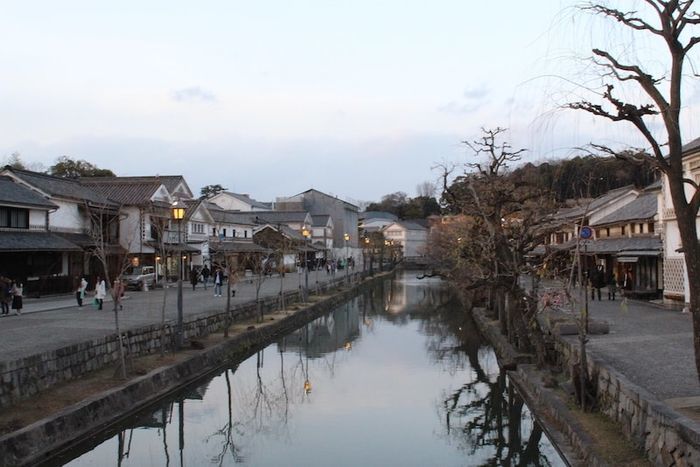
[0,231,82,252]
[210,241,271,254]
[145,241,201,253]
[618,250,662,257]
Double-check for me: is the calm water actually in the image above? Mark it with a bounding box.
[52,272,565,467]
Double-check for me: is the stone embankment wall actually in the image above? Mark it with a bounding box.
[0,273,391,467]
[554,339,700,467]
[470,303,700,466]
[0,275,357,410]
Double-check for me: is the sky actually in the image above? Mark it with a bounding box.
[3,1,700,205]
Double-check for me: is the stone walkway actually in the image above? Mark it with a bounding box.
[0,270,353,362]
[537,279,698,405]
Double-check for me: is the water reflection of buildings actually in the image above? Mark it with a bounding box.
[384,276,450,316]
[282,304,361,358]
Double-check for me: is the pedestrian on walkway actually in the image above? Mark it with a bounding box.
[0,276,10,315]
[622,268,634,296]
[75,276,88,307]
[606,269,618,301]
[590,264,605,301]
[10,281,23,315]
[201,265,210,290]
[190,268,199,291]
[111,278,124,311]
[95,276,106,310]
[213,267,223,297]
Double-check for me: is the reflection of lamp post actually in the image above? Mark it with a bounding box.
[172,202,186,349]
[343,232,350,283]
[302,228,311,301]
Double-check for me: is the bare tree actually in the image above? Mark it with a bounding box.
[147,203,172,357]
[85,201,133,378]
[567,1,700,381]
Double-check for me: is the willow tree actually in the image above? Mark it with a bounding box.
[568,1,700,381]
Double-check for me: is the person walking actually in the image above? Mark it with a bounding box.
[201,265,210,290]
[606,269,618,301]
[0,276,10,315]
[95,275,106,310]
[112,278,124,311]
[213,268,223,297]
[591,264,605,301]
[190,268,199,291]
[10,281,23,315]
[76,276,88,307]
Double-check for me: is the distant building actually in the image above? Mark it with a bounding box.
[276,189,359,258]
[383,220,428,258]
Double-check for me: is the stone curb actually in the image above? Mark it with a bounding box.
[0,272,392,467]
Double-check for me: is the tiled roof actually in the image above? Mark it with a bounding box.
[359,211,398,221]
[251,210,310,224]
[0,176,57,209]
[592,192,657,226]
[285,188,359,210]
[555,185,637,220]
[219,192,271,210]
[86,175,189,195]
[584,236,662,254]
[7,168,117,207]
[682,136,700,154]
[388,220,427,231]
[82,179,163,206]
[0,231,82,252]
[205,203,257,225]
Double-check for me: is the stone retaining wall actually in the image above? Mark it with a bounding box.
[0,273,389,467]
[0,275,358,410]
[554,339,700,466]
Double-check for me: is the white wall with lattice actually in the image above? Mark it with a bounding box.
[663,257,686,300]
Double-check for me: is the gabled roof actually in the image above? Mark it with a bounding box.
[555,185,637,221]
[254,223,305,241]
[86,175,193,198]
[205,203,257,225]
[251,210,310,224]
[359,211,398,221]
[0,176,57,210]
[0,231,82,252]
[214,192,271,210]
[4,167,117,207]
[285,188,359,210]
[682,136,700,154]
[82,179,166,206]
[385,220,427,231]
[592,192,658,226]
[182,199,215,224]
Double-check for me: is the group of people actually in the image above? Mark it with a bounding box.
[74,275,119,311]
[0,277,23,315]
[189,266,235,297]
[588,264,634,301]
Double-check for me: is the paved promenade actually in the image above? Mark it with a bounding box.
[538,280,699,406]
[0,270,350,363]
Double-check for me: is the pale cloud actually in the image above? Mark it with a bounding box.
[438,84,491,114]
[171,86,217,103]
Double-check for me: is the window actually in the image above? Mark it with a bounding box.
[631,224,636,234]
[192,223,205,234]
[232,229,236,238]
[639,223,644,234]
[0,207,29,229]
[223,228,227,237]
[648,222,655,234]
[244,230,248,238]
[606,227,610,237]
[621,225,626,235]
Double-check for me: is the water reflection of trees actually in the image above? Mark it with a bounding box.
[413,289,555,466]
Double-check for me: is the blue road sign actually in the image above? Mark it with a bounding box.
[580,226,593,240]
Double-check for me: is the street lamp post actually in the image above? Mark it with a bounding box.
[343,232,350,283]
[302,228,311,301]
[172,202,186,349]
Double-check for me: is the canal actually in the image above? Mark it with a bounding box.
[50,271,565,466]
